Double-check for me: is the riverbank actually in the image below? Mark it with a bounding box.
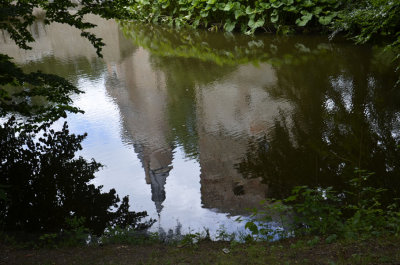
[125,0,400,70]
[2,236,400,265]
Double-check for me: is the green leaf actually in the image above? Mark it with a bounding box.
[271,1,283,8]
[234,9,244,19]
[285,195,297,202]
[271,10,279,23]
[245,6,254,14]
[200,10,208,17]
[296,12,313,27]
[352,211,361,225]
[245,221,259,235]
[318,13,336,26]
[313,6,323,15]
[259,2,271,10]
[248,17,255,28]
[252,18,265,30]
[223,2,234,11]
[224,19,236,32]
[283,5,296,12]
[303,0,313,7]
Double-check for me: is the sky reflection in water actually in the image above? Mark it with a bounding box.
[1,15,399,236]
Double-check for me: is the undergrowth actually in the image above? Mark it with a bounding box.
[243,169,400,243]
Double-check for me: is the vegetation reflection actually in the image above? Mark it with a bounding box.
[121,23,400,202]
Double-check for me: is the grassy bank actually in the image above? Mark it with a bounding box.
[1,236,400,264]
[2,172,400,264]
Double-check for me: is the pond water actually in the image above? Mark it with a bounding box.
[1,16,399,236]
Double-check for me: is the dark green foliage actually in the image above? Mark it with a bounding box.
[333,0,400,73]
[333,0,400,45]
[0,54,82,123]
[0,1,154,238]
[127,0,342,34]
[245,172,400,241]
[0,1,133,121]
[0,0,132,56]
[126,0,400,73]
[0,118,154,235]
[235,34,400,199]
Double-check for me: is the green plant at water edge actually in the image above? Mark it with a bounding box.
[332,0,400,45]
[125,0,400,77]
[38,217,89,247]
[332,0,400,75]
[126,0,342,34]
[62,217,90,246]
[245,170,400,241]
[216,224,235,242]
[100,225,158,245]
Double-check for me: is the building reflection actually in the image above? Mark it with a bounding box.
[0,14,131,64]
[2,16,292,217]
[106,45,289,215]
[105,48,174,215]
[196,63,290,214]
[4,16,399,224]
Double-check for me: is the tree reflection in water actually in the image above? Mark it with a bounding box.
[0,119,154,236]
[120,22,400,211]
[237,43,400,200]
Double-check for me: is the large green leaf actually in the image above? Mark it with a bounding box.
[235,9,244,19]
[318,13,336,25]
[253,18,265,29]
[271,1,284,8]
[258,2,271,10]
[223,2,234,11]
[296,12,313,26]
[245,221,259,235]
[271,10,279,23]
[224,19,236,32]
[246,6,254,14]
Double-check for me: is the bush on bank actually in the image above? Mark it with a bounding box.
[244,170,400,243]
[126,0,400,69]
[127,0,343,34]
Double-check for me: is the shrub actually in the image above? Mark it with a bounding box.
[245,170,400,241]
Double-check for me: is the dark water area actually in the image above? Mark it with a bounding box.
[1,16,399,235]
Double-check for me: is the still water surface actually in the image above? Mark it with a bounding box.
[1,16,399,235]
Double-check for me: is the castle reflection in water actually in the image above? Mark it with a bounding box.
[6,15,396,230]
[104,44,291,215]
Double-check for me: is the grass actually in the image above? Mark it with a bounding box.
[1,235,400,265]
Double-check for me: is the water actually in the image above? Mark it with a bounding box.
[1,16,399,236]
